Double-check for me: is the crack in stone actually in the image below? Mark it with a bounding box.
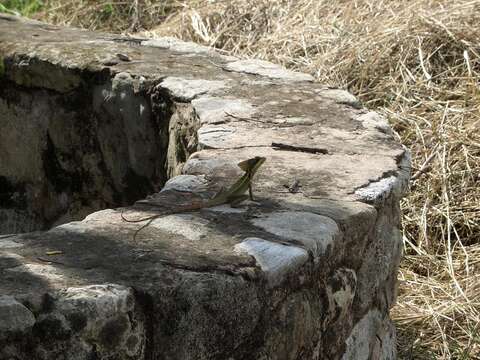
[153,259,256,278]
[271,142,329,155]
[110,37,147,45]
[132,289,155,360]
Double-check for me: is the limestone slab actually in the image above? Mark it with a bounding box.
[0,13,409,360]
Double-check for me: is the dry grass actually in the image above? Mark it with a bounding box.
[27,0,480,358]
[29,0,181,32]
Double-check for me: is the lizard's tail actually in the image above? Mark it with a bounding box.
[121,201,206,241]
[132,218,156,242]
[120,211,159,242]
[120,210,159,223]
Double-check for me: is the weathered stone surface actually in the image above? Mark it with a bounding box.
[0,296,35,334]
[234,237,309,287]
[223,59,315,82]
[141,37,237,61]
[0,13,409,360]
[159,77,228,102]
[341,309,397,360]
[192,96,256,125]
[251,211,339,258]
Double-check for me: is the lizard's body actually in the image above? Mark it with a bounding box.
[122,156,266,241]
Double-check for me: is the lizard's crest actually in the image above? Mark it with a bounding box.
[237,156,266,172]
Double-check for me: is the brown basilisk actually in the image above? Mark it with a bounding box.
[122,156,266,241]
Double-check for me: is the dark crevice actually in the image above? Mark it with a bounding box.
[122,168,156,205]
[42,132,84,193]
[202,142,330,153]
[271,142,329,155]
[144,260,253,278]
[88,344,100,360]
[0,176,26,208]
[133,289,155,360]
[148,82,175,182]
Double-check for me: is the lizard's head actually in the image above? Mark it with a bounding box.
[237,156,266,172]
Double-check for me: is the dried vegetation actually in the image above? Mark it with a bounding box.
[21,0,480,358]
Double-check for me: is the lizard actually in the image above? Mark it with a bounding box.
[121,156,266,241]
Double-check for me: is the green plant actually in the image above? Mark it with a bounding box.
[0,57,5,78]
[0,0,43,16]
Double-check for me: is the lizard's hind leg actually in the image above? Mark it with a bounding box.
[248,183,254,200]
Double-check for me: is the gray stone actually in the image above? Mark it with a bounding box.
[158,77,228,101]
[358,111,393,136]
[0,209,42,235]
[192,96,256,124]
[147,214,211,241]
[342,310,382,360]
[162,174,209,193]
[141,36,236,61]
[272,116,316,126]
[6,263,66,283]
[0,14,409,360]
[342,309,397,360]
[92,72,159,182]
[0,238,24,249]
[355,149,411,206]
[234,237,309,286]
[356,176,400,204]
[197,125,236,148]
[325,268,357,323]
[0,296,35,334]
[251,211,340,258]
[224,59,314,82]
[320,88,362,108]
[202,204,247,214]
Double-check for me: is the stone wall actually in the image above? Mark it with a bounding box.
[0,14,409,360]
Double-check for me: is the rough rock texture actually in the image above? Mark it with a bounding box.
[0,14,409,360]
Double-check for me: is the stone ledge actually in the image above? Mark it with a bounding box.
[0,14,408,360]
